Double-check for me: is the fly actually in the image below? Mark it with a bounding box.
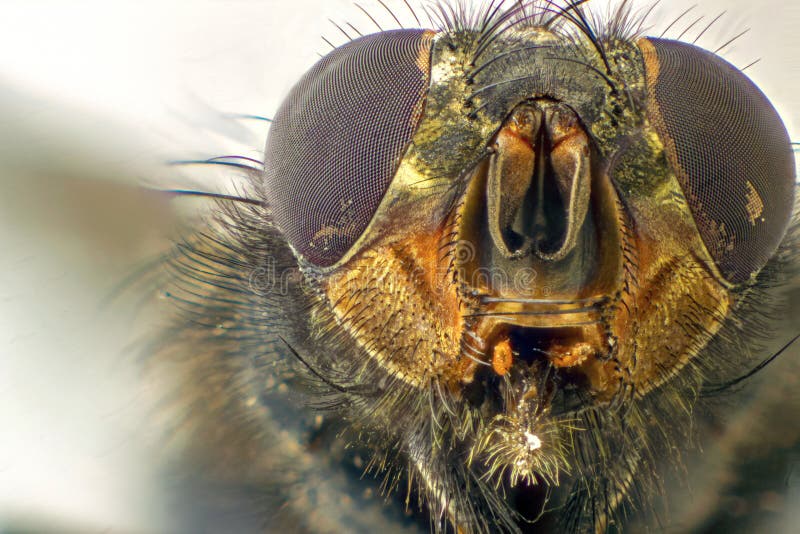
[153,1,798,532]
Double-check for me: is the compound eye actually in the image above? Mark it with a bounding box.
[263,29,434,267]
[639,37,796,284]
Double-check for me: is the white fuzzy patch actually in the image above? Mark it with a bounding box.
[524,431,542,451]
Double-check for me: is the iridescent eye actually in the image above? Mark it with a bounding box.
[638,37,796,284]
[263,29,434,267]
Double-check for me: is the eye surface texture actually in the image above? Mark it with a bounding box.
[263,29,434,267]
[639,37,796,284]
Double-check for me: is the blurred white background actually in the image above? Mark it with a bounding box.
[0,1,797,532]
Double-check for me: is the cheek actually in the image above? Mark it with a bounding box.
[612,252,731,394]
[604,123,736,395]
[321,233,465,386]
[606,201,733,396]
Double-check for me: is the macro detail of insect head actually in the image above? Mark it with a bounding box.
[0,1,798,533]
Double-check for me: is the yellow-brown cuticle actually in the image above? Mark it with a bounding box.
[492,337,514,376]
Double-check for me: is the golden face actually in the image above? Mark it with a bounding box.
[159,2,798,532]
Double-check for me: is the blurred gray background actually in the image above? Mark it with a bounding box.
[0,1,797,532]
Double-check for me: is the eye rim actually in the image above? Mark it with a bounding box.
[262,29,436,269]
[637,36,796,285]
